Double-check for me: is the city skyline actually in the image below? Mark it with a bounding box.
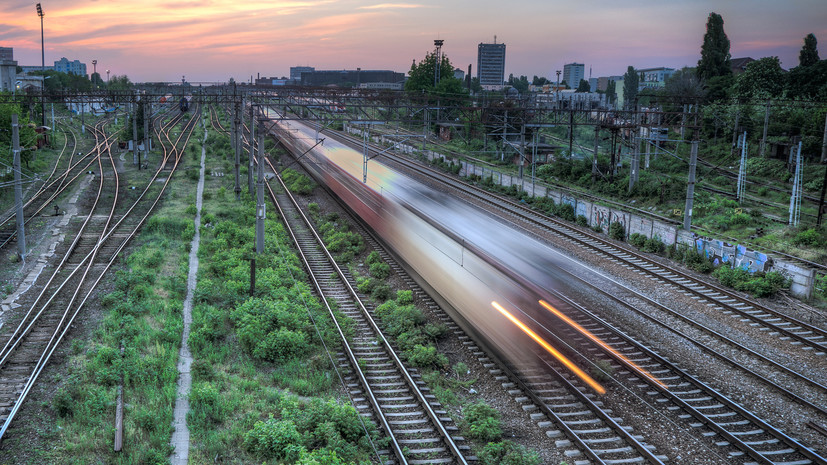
[1,0,825,83]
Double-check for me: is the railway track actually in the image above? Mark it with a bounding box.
[265,120,678,464]
[261,156,470,465]
[0,106,200,442]
[339,127,827,357]
[305,121,827,463]
[0,118,116,251]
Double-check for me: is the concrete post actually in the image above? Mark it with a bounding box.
[683,140,698,231]
[248,105,255,195]
[133,100,139,168]
[12,114,26,260]
[592,125,599,181]
[255,124,265,254]
[760,100,770,158]
[234,102,241,200]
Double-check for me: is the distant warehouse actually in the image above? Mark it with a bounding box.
[300,69,405,88]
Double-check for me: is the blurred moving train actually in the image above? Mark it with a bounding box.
[264,108,641,393]
[180,96,190,112]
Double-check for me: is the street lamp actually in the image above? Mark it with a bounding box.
[106,69,110,83]
[555,70,561,107]
[36,3,46,137]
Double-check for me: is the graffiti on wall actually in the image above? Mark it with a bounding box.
[694,237,771,273]
[591,206,625,231]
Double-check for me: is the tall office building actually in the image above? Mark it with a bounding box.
[53,57,87,76]
[562,62,584,89]
[477,41,506,89]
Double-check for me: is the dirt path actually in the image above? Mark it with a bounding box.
[169,128,206,464]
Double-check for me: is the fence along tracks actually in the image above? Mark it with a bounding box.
[260,155,470,465]
[0,105,199,442]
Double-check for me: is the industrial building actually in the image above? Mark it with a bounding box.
[477,41,506,90]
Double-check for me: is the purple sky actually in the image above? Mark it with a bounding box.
[1,0,825,82]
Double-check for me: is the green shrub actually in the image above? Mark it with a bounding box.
[366,251,382,265]
[463,402,502,442]
[371,283,392,302]
[576,215,589,227]
[643,236,665,254]
[307,203,320,216]
[478,440,541,465]
[369,262,390,280]
[793,228,824,248]
[244,417,303,460]
[396,290,413,305]
[186,204,198,215]
[629,233,647,248]
[282,168,316,195]
[188,382,225,426]
[357,277,376,295]
[405,344,448,369]
[609,221,625,241]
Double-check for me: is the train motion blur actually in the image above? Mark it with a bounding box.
[266,107,660,393]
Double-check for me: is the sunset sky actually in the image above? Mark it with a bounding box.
[2,0,825,83]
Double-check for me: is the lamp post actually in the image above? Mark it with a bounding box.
[555,70,561,108]
[36,3,46,141]
[106,69,110,84]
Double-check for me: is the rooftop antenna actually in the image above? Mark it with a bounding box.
[494,35,497,44]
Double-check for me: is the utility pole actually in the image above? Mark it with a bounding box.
[568,100,574,157]
[683,140,698,231]
[12,114,26,261]
[731,108,740,156]
[144,101,150,161]
[592,126,599,181]
[255,122,265,254]
[789,141,803,226]
[821,110,827,163]
[736,132,747,203]
[645,134,651,169]
[248,104,255,195]
[132,100,139,169]
[760,100,770,158]
[234,101,241,200]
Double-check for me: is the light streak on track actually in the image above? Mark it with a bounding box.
[491,301,606,395]
[539,299,668,390]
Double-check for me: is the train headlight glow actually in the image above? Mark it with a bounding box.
[491,301,606,395]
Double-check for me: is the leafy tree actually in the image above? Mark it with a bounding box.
[0,98,38,165]
[732,57,785,99]
[108,75,133,91]
[28,70,92,92]
[705,74,734,102]
[532,75,550,86]
[404,51,465,97]
[623,66,639,107]
[507,74,530,93]
[787,60,827,99]
[470,77,482,93]
[91,72,104,88]
[799,33,820,67]
[606,80,617,105]
[664,67,705,102]
[697,12,732,81]
[576,79,590,92]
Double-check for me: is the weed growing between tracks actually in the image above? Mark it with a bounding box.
[36,158,202,462]
[184,126,382,463]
